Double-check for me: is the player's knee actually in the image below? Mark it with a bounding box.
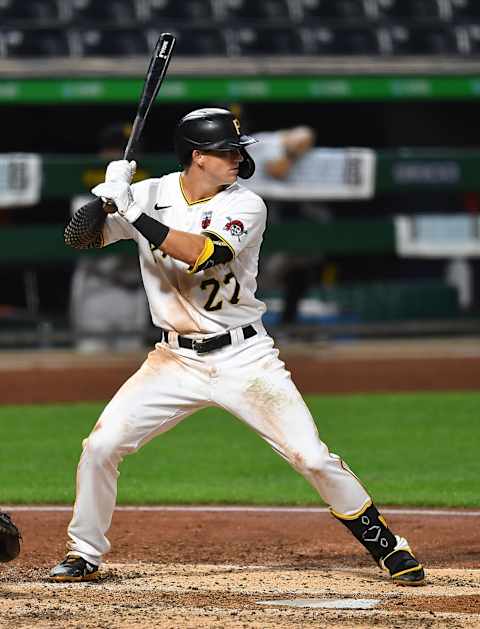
[289,445,330,476]
[83,432,123,466]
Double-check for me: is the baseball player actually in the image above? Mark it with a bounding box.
[50,108,425,586]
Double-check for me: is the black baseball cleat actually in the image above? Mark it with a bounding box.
[380,536,426,586]
[49,555,100,582]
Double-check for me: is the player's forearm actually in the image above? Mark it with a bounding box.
[160,229,207,266]
[265,157,293,180]
[131,213,205,266]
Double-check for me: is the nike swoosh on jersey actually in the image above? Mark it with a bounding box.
[154,203,171,210]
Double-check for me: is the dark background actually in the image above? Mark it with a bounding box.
[2,100,479,153]
[2,99,479,322]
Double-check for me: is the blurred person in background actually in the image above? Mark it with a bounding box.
[69,123,149,352]
[246,125,330,325]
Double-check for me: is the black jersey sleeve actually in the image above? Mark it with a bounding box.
[64,198,107,250]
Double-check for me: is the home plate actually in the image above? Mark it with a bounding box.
[256,598,380,609]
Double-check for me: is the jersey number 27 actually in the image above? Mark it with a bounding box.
[201,272,240,311]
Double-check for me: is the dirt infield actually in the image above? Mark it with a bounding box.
[1,337,480,404]
[1,337,479,627]
[2,508,480,628]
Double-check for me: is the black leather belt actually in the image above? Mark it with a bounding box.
[160,325,257,355]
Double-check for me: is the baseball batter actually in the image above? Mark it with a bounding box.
[50,109,425,586]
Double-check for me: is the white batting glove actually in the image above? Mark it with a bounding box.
[91,181,142,223]
[105,159,137,183]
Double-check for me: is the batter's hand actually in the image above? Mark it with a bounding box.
[91,181,142,223]
[0,512,21,562]
[105,160,137,184]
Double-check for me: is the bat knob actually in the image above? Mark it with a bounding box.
[102,198,118,213]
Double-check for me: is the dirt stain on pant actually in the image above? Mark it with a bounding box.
[244,377,298,458]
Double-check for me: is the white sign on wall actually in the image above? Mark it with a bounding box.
[246,147,376,200]
[0,153,42,207]
[395,214,480,258]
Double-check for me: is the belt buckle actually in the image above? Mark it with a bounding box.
[191,338,207,354]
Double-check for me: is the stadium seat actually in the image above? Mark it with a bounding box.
[0,0,61,23]
[449,0,480,21]
[372,0,444,21]
[1,27,70,57]
[386,24,460,54]
[217,0,292,23]
[297,0,372,22]
[233,26,305,55]
[303,25,382,55]
[148,26,228,56]
[145,0,214,22]
[72,28,149,56]
[68,0,144,25]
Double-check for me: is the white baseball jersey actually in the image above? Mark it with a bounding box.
[246,130,285,185]
[101,172,267,335]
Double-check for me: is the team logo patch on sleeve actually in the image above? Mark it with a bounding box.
[224,217,247,241]
[201,211,212,230]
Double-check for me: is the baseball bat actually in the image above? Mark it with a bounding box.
[123,32,176,161]
[100,32,175,211]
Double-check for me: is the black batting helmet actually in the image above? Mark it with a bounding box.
[174,108,257,179]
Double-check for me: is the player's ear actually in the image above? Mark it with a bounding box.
[191,149,204,166]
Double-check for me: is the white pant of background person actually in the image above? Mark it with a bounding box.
[67,322,369,565]
[70,256,149,352]
[69,195,149,353]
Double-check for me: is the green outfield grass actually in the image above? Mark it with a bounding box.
[0,391,478,507]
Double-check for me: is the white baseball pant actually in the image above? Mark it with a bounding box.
[67,323,370,565]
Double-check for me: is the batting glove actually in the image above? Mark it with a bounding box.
[91,181,142,223]
[105,159,137,184]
